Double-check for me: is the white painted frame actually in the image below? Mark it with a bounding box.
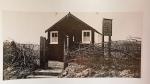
[82,30,92,44]
[50,31,58,44]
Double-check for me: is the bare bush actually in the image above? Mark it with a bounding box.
[3,40,40,80]
[62,40,141,78]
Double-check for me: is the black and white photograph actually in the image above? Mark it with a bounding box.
[1,0,150,84]
[3,12,142,79]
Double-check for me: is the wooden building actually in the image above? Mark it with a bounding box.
[44,12,102,62]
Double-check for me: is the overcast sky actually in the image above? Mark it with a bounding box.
[2,11,142,44]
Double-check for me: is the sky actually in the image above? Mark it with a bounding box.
[2,11,142,44]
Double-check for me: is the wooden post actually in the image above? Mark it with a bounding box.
[67,35,69,51]
[102,21,105,57]
[108,36,111,57]
[40,36,47,69]
[102,34,104,57]
[102,18,105,57]
[64,35,69,70]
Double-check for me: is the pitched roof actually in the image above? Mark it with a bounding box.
[45,12,101,34]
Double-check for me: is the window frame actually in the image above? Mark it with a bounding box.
[50,31,58,44]
[82,30,92,44]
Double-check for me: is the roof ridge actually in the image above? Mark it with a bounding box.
[45,12,101,34]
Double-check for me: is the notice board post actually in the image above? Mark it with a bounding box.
[102,18,112,57]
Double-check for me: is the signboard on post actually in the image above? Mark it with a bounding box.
[102,18,112,36]
[102,18,112,57]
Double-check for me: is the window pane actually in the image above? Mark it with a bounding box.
[83,37,90,42]
[55,33,58,37]
[52,37,58,42]
[86,32,90,36]
[84,32,86,36]
[83,32,90,37]
[52,33,58,37]
[52,33,55,37]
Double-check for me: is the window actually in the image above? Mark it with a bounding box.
[50,31,58,44]
[82,30,91,44]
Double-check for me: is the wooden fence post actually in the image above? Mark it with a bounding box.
[40,36,47,69]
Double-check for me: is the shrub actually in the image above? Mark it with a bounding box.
[3,40,40,80]
[65,40,141,77]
